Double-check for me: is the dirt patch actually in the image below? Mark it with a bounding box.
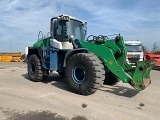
[0,107,19,117]
[7,110,67,120]
[81,103,87,108]
[0,67,6,69]
[72,116,88,120]
[7,111,88,120]
[0,107,88,120]
[139,103,145,107]
[137,103,145,110]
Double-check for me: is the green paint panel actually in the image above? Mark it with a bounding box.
[33,36,51,48]
[79,39,131,83]
[79,35,155,91]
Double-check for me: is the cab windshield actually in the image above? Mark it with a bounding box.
[126,45,143,52]
[66,20,86,40]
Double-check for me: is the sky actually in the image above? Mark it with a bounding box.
[0,0,160,52]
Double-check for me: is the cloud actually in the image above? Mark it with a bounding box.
[6,0,20,10]
[0,0,160,52]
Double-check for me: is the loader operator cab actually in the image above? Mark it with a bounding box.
[50,14,87,49]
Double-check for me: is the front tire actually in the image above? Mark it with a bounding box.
[28,54,48,82]
[65,53,105,95]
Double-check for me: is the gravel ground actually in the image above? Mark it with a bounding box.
[0,62,160,120]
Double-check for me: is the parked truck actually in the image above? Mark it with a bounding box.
[124,40,144,66]
[27,14,155,95]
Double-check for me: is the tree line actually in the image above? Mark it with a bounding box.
[151,42,160,54]
[144,42,160,54]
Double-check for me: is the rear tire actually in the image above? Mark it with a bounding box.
[104,74,119,85]
[28,54,48,82]
[65,53,105,95]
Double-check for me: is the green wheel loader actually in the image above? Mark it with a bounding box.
[27,14,155,95]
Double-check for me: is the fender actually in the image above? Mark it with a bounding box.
[63,48,89,67]
[27,47,46,68]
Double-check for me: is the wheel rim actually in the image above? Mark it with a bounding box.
[29,62,36,75]
[72,64,86,84]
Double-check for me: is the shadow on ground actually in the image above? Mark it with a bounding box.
[22,73,30,80]
[22,73,139,97]
[22,72,71,93]
[100,84,139,98]
[153,67,160,71]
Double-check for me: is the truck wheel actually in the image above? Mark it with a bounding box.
[65,53,105,95]
[28,54,47,82]
[104,74,119,85]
